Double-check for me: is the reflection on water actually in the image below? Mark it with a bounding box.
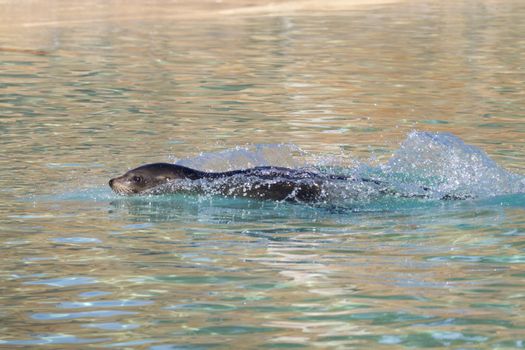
[1,0,525,348]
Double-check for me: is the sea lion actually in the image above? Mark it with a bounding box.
[109,163,353,202]
[109,162,470,202]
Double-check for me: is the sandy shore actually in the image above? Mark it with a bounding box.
[0,0,404,29]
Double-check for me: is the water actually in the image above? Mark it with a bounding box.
[1,0,525,348]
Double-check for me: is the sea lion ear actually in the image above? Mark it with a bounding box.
[155,175,172,181]
[155,175,171,181]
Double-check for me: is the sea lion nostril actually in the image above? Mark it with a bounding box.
[109,179,114,187]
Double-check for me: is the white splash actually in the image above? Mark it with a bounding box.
[383,131,525,198]
[174,144,306,172]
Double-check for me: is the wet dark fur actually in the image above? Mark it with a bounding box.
[109,163,345,201]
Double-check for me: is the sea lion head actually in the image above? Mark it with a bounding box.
[109,163,200,195]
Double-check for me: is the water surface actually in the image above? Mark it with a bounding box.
[1,0,524,348]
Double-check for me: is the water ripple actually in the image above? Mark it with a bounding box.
[31,310,138,320]
[57,300,154,308]
[24,276,98,287]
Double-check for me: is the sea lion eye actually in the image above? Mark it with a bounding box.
[132,176,142,183]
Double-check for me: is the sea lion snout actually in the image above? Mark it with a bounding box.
[109,175,136,194]
[109,177,122,189]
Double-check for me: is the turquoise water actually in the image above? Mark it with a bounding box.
[1,0,525,348]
